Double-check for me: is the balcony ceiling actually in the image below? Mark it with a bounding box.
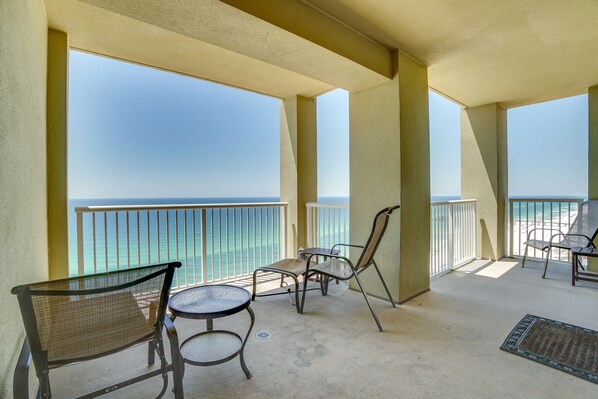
[45,0,598,107]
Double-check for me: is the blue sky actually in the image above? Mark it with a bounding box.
[508,94,588,197]
[69,50,589,200]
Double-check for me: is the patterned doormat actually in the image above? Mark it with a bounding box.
[500,314,598,384]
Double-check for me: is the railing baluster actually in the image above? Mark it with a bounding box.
[92,213,97,274]
[201,208,208,283]
[157,210,161,262]
[115,212,120,270]
[192,209,197,285]
[147,210,151,265]
[250,208,255,272]
[126,212,130,268]
[77,211,84,276]
[104,212,108,272]
[136,211,141,267]
[184,209,188,287]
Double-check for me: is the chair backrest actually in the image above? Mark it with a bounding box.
[568,200,598,242]
[11,262,180,370]
[355,205,400,270]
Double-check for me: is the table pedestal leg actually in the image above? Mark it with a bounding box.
[240,306,255,379]
[571,254,577,287]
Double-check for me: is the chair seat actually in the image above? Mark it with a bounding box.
[259,258,308,277]
[310,258,354,280]
[526,236,591,251]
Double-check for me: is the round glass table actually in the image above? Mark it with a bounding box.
[168,285,255,379]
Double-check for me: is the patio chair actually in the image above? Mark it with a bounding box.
[300,205,400,332]
[11,262,184,399]
[522,200,598,278]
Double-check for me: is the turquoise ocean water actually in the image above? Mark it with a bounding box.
[68,197,349,286]
[68,195,583,283]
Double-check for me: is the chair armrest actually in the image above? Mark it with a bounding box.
[559,233,595,247]
[526,227,566,241]
[13,337,31,399]
[306,254,357,277]
[331,243,364,250]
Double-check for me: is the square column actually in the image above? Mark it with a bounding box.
[47,29,69,279]
[589,86,598,200]
[280,96,317,256]
[461,104,508,260]
[349,51,430,304]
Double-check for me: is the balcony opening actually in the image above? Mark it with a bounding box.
[68,50,280,278]
[507,94,588,258]
[429,90,461,202]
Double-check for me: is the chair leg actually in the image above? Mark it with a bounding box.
[521,244,529,267]
[148,340,155,365]
[251,270,258,301]
[542,247,551,279]
[300,272,311,315]
[372,261,396,308]
[165,317,185,399]
[352,272,384,332]
[13,338,31,399]
[290,275,301,314]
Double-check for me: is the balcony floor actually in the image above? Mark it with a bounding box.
[50,259,598,398]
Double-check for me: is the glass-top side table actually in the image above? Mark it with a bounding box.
[571,247,598,286]
[169,285,255,379]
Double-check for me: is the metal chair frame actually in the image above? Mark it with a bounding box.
[301,205,399,332]
[521,200,598,278]
[11,262,185,399]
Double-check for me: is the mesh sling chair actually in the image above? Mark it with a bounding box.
[11,262,184,399]
[522,200,598,278]
[300,205,400,332]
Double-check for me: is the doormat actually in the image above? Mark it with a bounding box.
[500,314,598,384]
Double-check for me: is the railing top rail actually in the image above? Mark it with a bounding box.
[75,202,289,213]
[431,199,477,205]
[306,202,349,209]
[508,197,585,203]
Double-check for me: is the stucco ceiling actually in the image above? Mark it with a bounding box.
[45,0,598,108]
[305,0,598,108]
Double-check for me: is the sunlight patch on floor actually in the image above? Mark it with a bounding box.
[456,259,492,273]
[475,261,519,278]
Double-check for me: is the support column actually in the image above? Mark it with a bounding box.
[588,86,598,271]
[47,29,69,279]
[589,86,598,200]
[280,96,317,257]
[461,103,508,260]
[349,51,430,304]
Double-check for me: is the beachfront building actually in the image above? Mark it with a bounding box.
[1,1,598,397]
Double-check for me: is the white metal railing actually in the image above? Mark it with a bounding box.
[306,203,350,257]
[75,202,287,289]
[508,197,584,261]
[307,201,477,278]
[430,200,477,277]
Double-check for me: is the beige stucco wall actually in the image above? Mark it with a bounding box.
[461,104,508,260]
[0,0,49,396]
[280,96,317,256]
[47,29,69,279]
[349,51,430,303]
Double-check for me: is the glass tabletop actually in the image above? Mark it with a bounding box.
[298,247,340,256]
[169,285,252,319]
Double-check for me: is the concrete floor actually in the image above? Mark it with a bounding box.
[50,259,598,399]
